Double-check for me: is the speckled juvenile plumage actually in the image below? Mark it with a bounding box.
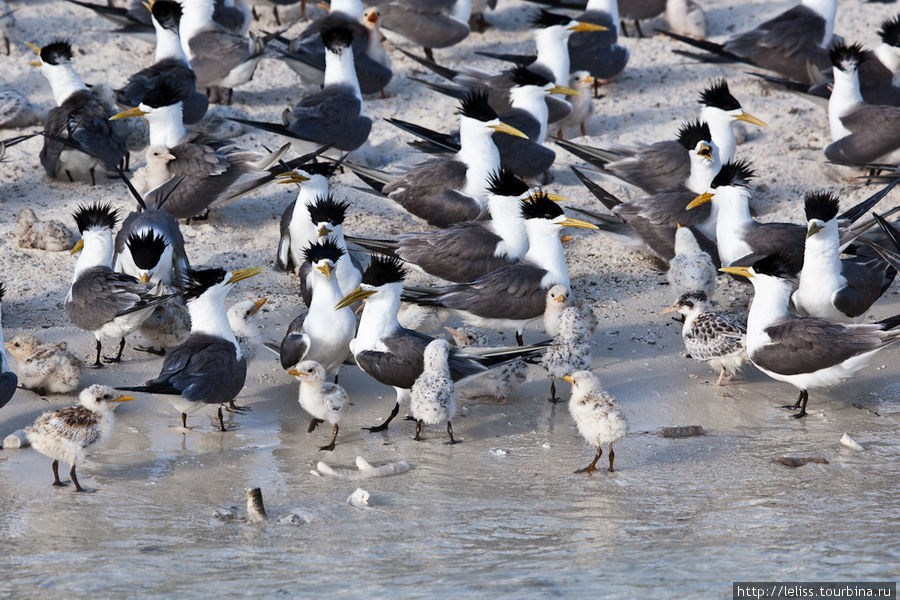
[567,370,627,473]
[134,293,191,355]
[227,299,266,366]
[667,226,717,300]
[542,301,593,402]
[410,339,458,443]
[16,207,76,252]
[445,326,528,403]
[288,360,347,451]
[665,290,748,385]
[4,333,83,395]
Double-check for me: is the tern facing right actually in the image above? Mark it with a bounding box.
[721,254,900,419]
[566,370,626,473]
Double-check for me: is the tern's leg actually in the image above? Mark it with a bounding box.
[446,422,460,445]
[365,402,400,433]
[181,413,188,429]
[52,460,67,487]
[226,400,251,413]
[307,417,323,433]
[90,167,96,186]
[70,465,85,492]
[548,379,563,404]
[608,442,615,472]
[300,0,306,19]
[103,338,126,363]
[251,5,258,19]
[515,331,524,346]
[273,5,281,25]
[333,374,339,385]
[217,406,227,432]
[575,445,602,474]
[424,47,435,62]
[620,20,628,36]
[790,390,809,419]
[319,424,339,451]
[414,419,424,441]
[715,369,725,386]
[3,36,9,56]
[580,123,587,136]
[634,20,644,38]
[89,339,103,369]
[780,390,804,410]
[65,170,74,182]
[135,345,166,356]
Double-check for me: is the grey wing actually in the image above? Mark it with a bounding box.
[751,318,883,375]
[826,104,900,166]
[684,313,745,361]
[832,258,894,319]
[152,335,246,403]
[493,110,554,177]
[356,331,431,389]
[0,371,16,410]
[277,201,296,271]
[608,141,689,194]
[188,29,251,86]
[378,3,469,48]
[298,261,313,307]
[288,87,372,150]
[280,312,310,369]
[397,223,513,282]
[435,264,548,320]
[619,185,710,227]
[67,268,160,331]
[742,222,806,273]
[385,159,480,227]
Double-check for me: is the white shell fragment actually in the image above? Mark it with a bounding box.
[347,488,371,508]
[840,433,865,452]
[2,429,30,449]
[311,456,411,479]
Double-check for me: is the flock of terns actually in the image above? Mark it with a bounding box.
[0,0,899,493]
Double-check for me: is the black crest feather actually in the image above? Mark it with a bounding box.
[521,191,564,221]
[458,89,497,122]
[879,15,900,47]
[126,230,168,270]
[752,253,795,278]
[151,0,182,30]
[142,78,190,108]
[530,8,572,28]
[829,42,867,71]
[183,268,227,301]
[510,65,551,88]
[361,255,405,287]
[804,191,840,223]
[711,159,755,189]
[40,40,73,65]
[676,290,708,308]
[698,78,740,111]
[306,195,350,226]
[487,169,529,197]
[299,158,344,178]
[73,202,119,233]
[321,24,355,54]
[303,239,345,264]
[676,119,712,150]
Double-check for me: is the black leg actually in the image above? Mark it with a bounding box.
[90,167,96,186]
[424,47,435,62]
[575,445,602,474]
[135,345,166,356]
[446,422,459,445]
[124,151,130,171]
[274,5,281,25]
[181,413,188,429]
[620,19,628,36]
[319,424,339,451]
[635,20,644,38]
[780,390,804,410]
[226,88,233,105]
[89,339,103,369]
[548,379,563,404]
[226,400,250,413]
[790,390,810,419]
[333,374,339,385]
[515,331,524,346]
[308,417,323,433]
[65,170,74,182]
[103,338,126,363]
[593,78,600,99]
[217,406,227,432]
[414,419,423,441]
[364,402,400,433]
[52,460,67,487]
[70,465,85,492]
[608,442,615,472]
[251,5,258,19]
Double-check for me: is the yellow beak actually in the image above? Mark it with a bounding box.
[316,1,330,9]
[563,375,575,384]
[250,297,268,315]
[25,41,41,55]
[110,106,148,120]
[560,217,599,230]
[736,111,768,128]
[686,191,714,210]
[544,193,567,202]
[719,266,753,278]
[226,267,263,285]
[489,121,529,139]
[28,61,42,67]
[555,294,566,303]
[806,222,824,239]
[581,75,596,85]
[548,85,580,96]
[275,170,311,185]
[660,306,678,315]
[317,224,333,238]
[317,262,332,278]
[70,238,84,255]
[335,286,376,310]
[139,273,150,284]
[286,368,304,377]
[570,22,608,32]
[115,395,135,403]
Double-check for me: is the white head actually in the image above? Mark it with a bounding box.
[422,338,451,373]
[110,83,187,149]
[677,120,721,192]
[564,370,600,395]
[287,360,326,385]
[71,202,119,280]
[78,384,134,413]
[26,40,87,106]
[226,298,267,339]
[183,267,263,351]
[673,225,702,255]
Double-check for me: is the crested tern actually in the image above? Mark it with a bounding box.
[371,0,471,61]
[721,254,900,419]
[25,385,134,492]
[5,333,84,396]
[117,266,262,431]
[410,339,458,444]
[565,370,626,473]
[662,290,748,386]
[66,202,176,368]
[287,360,348,451]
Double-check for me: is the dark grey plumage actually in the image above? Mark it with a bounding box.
[66,267,169,333]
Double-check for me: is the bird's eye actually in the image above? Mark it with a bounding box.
[307,368,314,373]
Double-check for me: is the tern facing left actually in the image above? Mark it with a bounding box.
[26,385,134,492]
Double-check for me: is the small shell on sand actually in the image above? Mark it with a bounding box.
[773,457,830,468]
[311,456,412,479]
[347,488,371,508]
[840,433,865,452]
[2,429,30,449]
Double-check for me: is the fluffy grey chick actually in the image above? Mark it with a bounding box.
[542,303,593,403]
[0,90,39,128]
[4,333,84,395]
[410,339,458,444]
[445,326,528,403]
[17,207,76,252]
[665,0,706,40]
[133,291,191,356]
[667,226,716,300]
[567,370,627,473]
[663,290,747,385]
[555,71,595,139]
[544,285,599,338]
[224,298,267,413]
[287,360,348,452]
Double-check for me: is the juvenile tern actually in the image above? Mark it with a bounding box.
[117,266,262,431]
[665,0,706,40]
[542,303,592,402]
[27,40,127,184]
[334,255,547,432]
[5,334,84,396]
[0,283,15,410]
[25,385,134,492]
[67,202,176,368]
[667,225,717,300]
[721,254,900,419]
[410,339,458,444]
[287,360,348,451]
[565,370,626,473]
[662,290,748,386]
[554,71,595,137]
[660,0,837,83]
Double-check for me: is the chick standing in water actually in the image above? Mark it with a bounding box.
[25,384,133,492]
[287,360,348,451]
[410,339,458,444]
[565,370,626,473]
